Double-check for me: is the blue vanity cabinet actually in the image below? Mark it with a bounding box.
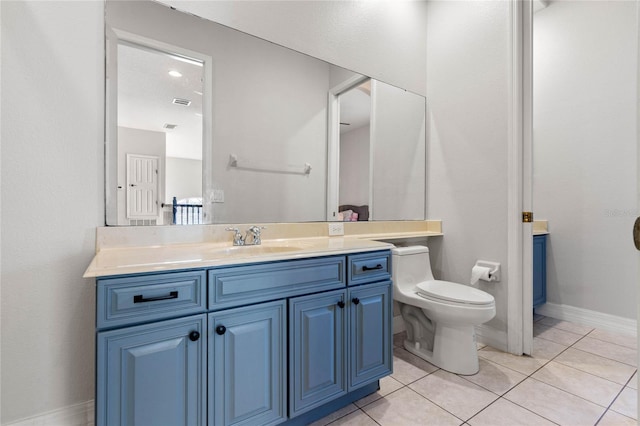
[289,289,347,417]
[96,314,207,426]
[348,281,393,391]
[95,250,392,426]
[288,252,393,419]
[208,300,287,426]
[533,235,547,308]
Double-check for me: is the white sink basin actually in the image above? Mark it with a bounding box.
[204,243,307,257]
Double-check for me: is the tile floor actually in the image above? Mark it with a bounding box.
[311,315,637,426]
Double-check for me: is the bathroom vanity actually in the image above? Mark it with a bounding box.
[87,239,394,426]
[533,234,547,308]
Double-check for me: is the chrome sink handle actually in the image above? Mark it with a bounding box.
[225,227,245,246]
[246,226,266,245]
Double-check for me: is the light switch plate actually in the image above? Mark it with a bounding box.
[212,189,224,203]
[328,222,344,236]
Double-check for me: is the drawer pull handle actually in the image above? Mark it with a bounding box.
[216,325,227,335]
[362,264,383,271]
[352,297,360,305]
[133,291,178,303]
[189,331,200,342]
[337,301,345,309]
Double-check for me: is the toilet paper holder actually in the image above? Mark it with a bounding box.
[472,260,501,283]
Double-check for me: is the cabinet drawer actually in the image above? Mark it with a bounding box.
[97,271,206,329]
[348,251,391,286]
[209,256,346,309]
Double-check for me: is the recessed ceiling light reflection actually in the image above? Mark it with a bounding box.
[168,70,182,78]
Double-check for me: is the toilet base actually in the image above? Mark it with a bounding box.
[404,323,480,375]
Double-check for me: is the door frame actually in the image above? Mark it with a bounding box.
[105,29,213,225]
[507,0,534,355]
[326,75,371,221]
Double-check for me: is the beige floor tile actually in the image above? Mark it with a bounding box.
[531,361,623,407]
[476,342,486,350]
[534,323,584,346]
[538,317,594,336]
[329,410,378,426]
[363,387,462,426]
[504,378,605,425]
[409,369,498,421]
[354,376,404,408]
[628,371,638,389]
[589,329,638,350]
[573,337,637,367]
[598,409,637,426]
[461,358,527,395]
[309,403,359,426]
[533,336,569,359]
[611,387,638,420]
[467,398,555,426]
[478,347,546,376]
[478,338,565,376]
[554,347,636,385]
[390,350,434,385]
[393,347,439,374]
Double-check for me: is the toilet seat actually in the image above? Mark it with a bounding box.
[416,280,494,306]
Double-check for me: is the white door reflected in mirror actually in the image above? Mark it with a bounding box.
[110,37,207,226]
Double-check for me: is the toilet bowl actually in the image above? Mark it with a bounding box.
[392,246,496,375]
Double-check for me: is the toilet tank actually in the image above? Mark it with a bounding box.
[391,246,435,285]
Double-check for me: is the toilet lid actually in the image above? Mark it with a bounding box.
[416,280,494,306]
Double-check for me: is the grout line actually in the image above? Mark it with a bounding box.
[401,385,468,424]
[469,396,561,426]
[584,333,639,352]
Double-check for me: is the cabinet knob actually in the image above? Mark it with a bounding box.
[189,331,200,342]
[337,301,345,309]
[352,298,360,305]
[216,325,227,335]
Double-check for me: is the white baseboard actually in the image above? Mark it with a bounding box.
[4,400,94,426]
[536,302,637,336]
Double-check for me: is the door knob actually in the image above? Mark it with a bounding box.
[189,331,200,342]
[352,298,360,305]
[216,325,226,335]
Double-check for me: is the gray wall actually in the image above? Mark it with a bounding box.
[533,1,638,319]
[426,0,511,347]
[1,1,104,422]
[0,0,428,422]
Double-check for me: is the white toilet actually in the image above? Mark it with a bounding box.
[391,246,496,375]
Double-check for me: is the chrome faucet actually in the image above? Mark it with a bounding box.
[245,225,266,245]
[225,227,245,246]
[226,225,266,246]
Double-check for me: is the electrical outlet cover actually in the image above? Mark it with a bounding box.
[328,222,344,236]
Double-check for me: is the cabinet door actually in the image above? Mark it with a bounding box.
[348,282,393,391]
[209,300,286,426]
[533,235,547,308]
[96,314,206,426]
[289,289,347,417]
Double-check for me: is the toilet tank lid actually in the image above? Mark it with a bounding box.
[391,246,429,255]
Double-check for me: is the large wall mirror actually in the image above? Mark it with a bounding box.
[105,0,426,226]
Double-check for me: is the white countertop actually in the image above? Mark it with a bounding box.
[84,237,393,278]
